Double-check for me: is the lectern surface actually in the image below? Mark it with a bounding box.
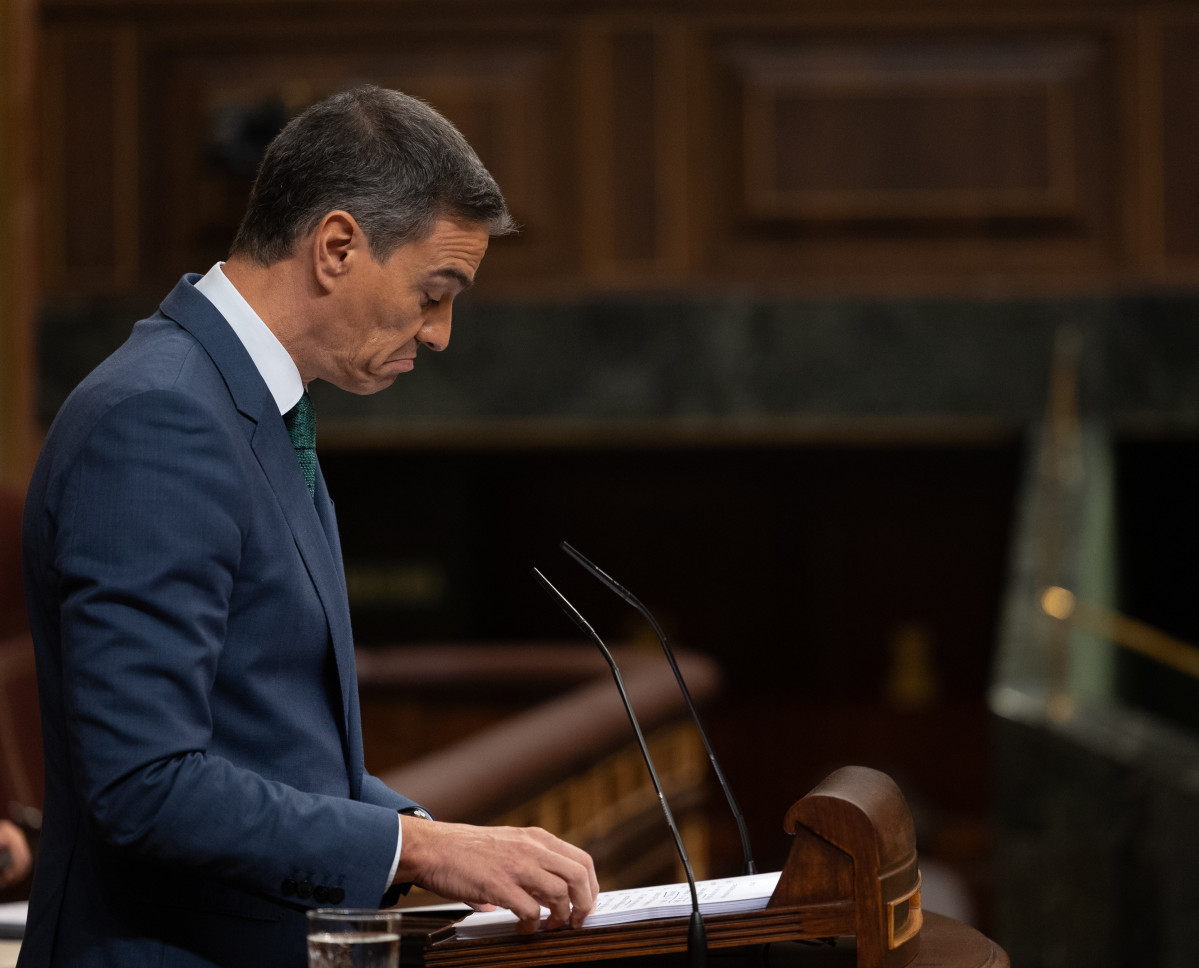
[562,913,1005,968]
[402,912,1005,968]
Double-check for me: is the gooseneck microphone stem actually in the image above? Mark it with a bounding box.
[559,541,758,876]
[532,568,708,968]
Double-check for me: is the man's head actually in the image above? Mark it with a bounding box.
[222,85,509,395]
[230,85,515,265]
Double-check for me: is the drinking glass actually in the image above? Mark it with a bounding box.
[306,908,402,968]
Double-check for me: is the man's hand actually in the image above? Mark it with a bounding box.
[0,820,32,889]
[395,817,599,934]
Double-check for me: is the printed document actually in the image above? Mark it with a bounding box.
[454,871,781,940]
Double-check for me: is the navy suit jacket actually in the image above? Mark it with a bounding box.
[20,276,422,967]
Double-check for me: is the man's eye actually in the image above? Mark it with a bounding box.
[423,294,441,308]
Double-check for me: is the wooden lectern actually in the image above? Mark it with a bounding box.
[414,766,923,968]
[767,766,922,968]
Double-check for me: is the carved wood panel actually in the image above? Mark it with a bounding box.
[735,43,1087,222]
[696,27,1123,288]
[1158,15,1199,268]
[579,15,690,285]
[40,26,139,292]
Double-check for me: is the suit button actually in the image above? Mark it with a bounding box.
[297,880,314,899]
[314,885,330,903]
[329,888,346,905]
[281,878,298,897]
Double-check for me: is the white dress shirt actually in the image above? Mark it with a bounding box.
[194,263,304,416]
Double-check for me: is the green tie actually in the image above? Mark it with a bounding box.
[283,391,316,498]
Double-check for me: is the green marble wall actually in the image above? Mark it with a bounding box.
[40,293,1199,429]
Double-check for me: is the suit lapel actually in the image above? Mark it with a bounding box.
[313,463,366,791]
[159,277,360,773]
[249,421,360,766]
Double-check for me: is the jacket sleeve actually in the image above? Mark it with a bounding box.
[50,387,399,908]
[359,772,426,815]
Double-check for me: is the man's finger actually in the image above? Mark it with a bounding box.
[508,894,545,935]
[528,838,598,921]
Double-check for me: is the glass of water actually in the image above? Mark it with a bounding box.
[307,908,402,968]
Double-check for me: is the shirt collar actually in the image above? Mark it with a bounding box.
[194,262,305,415]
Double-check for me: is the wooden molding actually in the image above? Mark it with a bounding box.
[0,0,39,485]
[579,14,691,283]
[731,39,1097,223]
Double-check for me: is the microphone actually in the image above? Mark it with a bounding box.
[532,567,708,968]
[559,541,757,876]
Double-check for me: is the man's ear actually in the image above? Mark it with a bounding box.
[311,210,366,291]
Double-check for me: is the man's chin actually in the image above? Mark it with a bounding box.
[325,374,399,396]
[357,375,399,395]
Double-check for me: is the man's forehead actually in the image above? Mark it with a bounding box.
[408,218,490,280]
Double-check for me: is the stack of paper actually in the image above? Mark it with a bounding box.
[454,871,781,940]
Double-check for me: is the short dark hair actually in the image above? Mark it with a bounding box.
[230,85,515,265]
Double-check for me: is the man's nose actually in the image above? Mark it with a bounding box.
[418,307,452,352]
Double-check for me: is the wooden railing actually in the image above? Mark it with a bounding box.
[359,644,720,892]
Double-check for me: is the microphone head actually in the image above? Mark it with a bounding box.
[531,567,616,668]
[560,540,636,603]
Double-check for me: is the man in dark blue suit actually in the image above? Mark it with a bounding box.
[20,85,597,967]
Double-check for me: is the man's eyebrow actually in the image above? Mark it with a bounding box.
[429,267,474,291]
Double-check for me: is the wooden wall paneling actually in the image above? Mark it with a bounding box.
[111,27,140,294]
[579,14,690,286]
[1115,9,1154,278]
[1155,10,1199,271]
[135,20,577,297]
[38,28,68,294]
[1046,10,1144,284]
[738,45,1081,221]
[698,22,1125,293]
[40,23,140,296]
[30,1,1198,298]
[1133,10,1167,275]
[0,0,39,484]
